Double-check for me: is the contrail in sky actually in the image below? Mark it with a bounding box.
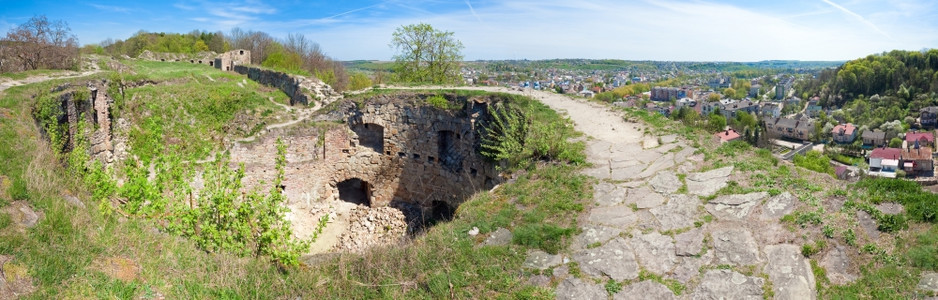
[821,0,890,38]
[465,0,482,23]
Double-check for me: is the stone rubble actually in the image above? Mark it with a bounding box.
[332,206,408,253]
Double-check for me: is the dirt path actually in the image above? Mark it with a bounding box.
[0,70,101,93]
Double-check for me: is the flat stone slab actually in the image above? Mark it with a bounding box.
[572,237,639,281]
[610,164,649,181]
[876,202,905,215]
[571,225,623,251]
[482,227,512,246]
[522,249,563,270]
[637,153,676,178]
[705,192,768,221]
[655,143,679,154]
[761,192,797,220]
[675,227,704,256]
[660,134,678,144]
[670,252,713,284]
[693,269,765,300]
[614,280,677,300]
[650,194,700,231]
[625,186,666,209]
[588,205,639,227]
[629,232,677,275]
[711,227,761,266]
[642,137,660,149]
[555,278,608,300]
[650,171,681,194]
[919,272,938,293]
[594,181,628,206]
[687,166,734,182]
[857,211,880,240]
[820,246,857,285]
[686,166,733,197]
[1,201,41,230]
[764,244,817,300]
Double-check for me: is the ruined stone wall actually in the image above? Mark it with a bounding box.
[232,65,341,108]
[48,81,120,165]
[230,95,499,216]
[233,65,311,106]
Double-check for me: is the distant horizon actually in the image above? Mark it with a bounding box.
[3,1,936,62]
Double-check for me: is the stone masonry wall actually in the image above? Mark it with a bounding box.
[52,81,119,165]
[231,95,499,216]
[232,65,341,108]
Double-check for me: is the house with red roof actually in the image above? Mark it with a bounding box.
[905,131,935,149]
[868,147,902,178]
[714,129,741,144]
[831,123,857,143]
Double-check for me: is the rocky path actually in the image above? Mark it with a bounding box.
[392,86,818,299]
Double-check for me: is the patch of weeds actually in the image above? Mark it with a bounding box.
[567,262,582,278]
[767,188,781,197]
[844,228,857,247]
[781,209,823,228]
[586,242,602,249]
[605,279,622,295]
[676,173,688,194]
[637,269,686,295]
[801,240,827,257]
[628,203,639,211]
[822,225,835,239]
[906,226,938,270]
[760,272,775,300]
[810,259,830,293]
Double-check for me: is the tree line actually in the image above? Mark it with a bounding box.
[0,15,80,73]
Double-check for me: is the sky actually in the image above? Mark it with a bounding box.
[2,0,937,62]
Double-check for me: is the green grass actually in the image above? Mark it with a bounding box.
[0,69,64,80]
[0,72,590,298]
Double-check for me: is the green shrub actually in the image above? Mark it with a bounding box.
[481,100,585,169]
[426,95,451,109]
[793,150,834,175]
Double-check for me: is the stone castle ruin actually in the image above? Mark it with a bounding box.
[230,93,502,251]
[138,49,251,70]
[41,80,125,165]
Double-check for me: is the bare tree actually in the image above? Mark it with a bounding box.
[2,15,79,71]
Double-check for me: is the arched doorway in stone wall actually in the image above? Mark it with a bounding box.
[337,178,371,207]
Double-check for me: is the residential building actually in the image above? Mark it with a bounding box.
[906,131,935,149]
[763,116,815,141]
[869,147,901,178]
[861,130,887,147]
[921,106,938,128]
[750,84,761,98]
[676,97,697,108]
[720,99,759,119]
[714,129,741,144]
[831,123,858,143]
[650,87,686,101]
[901,147,934,176]
[806,98,823,117]
[761,102,781,118]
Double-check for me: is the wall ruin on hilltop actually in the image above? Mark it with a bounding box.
[138,49,250,70]
[232,65,340,107]
[45,81,124,165]
[231,94,500,229]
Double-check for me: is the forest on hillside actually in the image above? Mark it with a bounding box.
[798,50,938,108]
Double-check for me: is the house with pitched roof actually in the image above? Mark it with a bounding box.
[714,129,742,144]
[905,131,935,149]
[763,116,814,141]
[861,130,886,148]
[831,123,857,143]
[869,147,901,178]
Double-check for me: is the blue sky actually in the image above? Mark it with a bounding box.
[2,0,937,61]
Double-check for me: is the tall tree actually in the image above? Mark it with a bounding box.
[390,23,464,84]
[3,15,79,71]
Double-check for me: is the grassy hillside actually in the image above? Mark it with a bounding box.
[1,57,937,298]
